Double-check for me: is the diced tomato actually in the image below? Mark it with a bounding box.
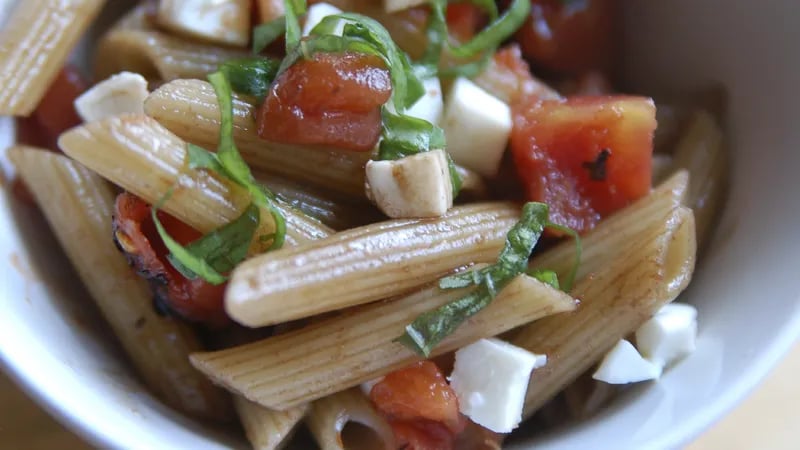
[257,51,391,151]
[113,192,229,327]
[446,3,485,43]
[474,44,559,107]
[511,96,656,233]
[370,361,465,450]
[514,0,616,76]
[33,65,86,138]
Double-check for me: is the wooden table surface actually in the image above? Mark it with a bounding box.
[1,343,798,449]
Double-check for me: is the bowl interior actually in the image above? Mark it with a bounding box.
[2,1,799,449]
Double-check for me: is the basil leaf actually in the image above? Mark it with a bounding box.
[529,269,560,290]
[466,0,500,20]
[448,0,531,59]
[545,221,582,292]
[219,57,281,99]
[378,109,445,160]
[178,203,260,274]
[187,143,225,174]
[439,48,495,78]
[420,0,447,68]
[446,154,463,197]
[399,202,550,356]
[284,0,307,52]
[253,17,287,53]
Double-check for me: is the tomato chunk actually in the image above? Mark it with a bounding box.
[112,192,229,327]
[34,65,86,138]
[370,361,465,450]
[446,3,485,42]
[511,96,656,233]
[514,0,616,76]
[257,51,391,151]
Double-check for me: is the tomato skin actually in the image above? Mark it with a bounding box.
[446,3,484,42]
[257,51,391,151]
[514,0,616,76]
[113,193,229,327]
[511,96,655,233]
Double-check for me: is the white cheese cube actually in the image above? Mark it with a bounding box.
[383,0,428,14]
[365,149,453,218]
[74,72,149,123]
[302,2,345,36]
[635,303,698,368]
[449,338,546,433]
[592,339,662,384]
[405,77,444,125]
[441,77,511,177]
[157,0,250,47]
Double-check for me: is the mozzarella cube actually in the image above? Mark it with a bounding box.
[635,303,698,368]
[441,77,511,177]
[74,72,149,123]
[302,3,346,36]
[405,77,444,125]
[157,0,250,47]
[592,339,662,384]
[449,338,546,433]
[365,149,453,218]
[383,0,428,13]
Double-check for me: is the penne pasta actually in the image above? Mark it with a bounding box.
[144,79,488,198]
[235,397,308,450]
[0,0,104,115]
[652,153,674,185]
[514,206,697,419]
[225,202,521,327]
[8,146,233,421]
[306,388,396,450]
[58,114,334,249]
[190,273,577,410]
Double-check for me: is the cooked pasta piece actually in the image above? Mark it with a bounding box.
[306,388,396,450]
[669,110,726,249]
[190,273,576,410]
[58,114,333,248]
[0,0,104,115]
[225,202,521,327]
[8,146,233,421]
[562,374,619,419]
[235,397,308,450]
[144,79,488,198]
[652,154,674,185]
[513,206,696,419]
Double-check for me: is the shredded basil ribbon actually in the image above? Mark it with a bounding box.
[252,17,287,53]
[219,58,280,99]
[397,202,582,357]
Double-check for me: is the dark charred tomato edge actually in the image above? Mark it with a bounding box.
[257,51,392,152]
[369,361,466,449]
[112,192,230,328]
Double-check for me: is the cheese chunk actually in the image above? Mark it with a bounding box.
[449,338,546,433]
[635,303,698,368]
[592,339,662,384]
[157,0,250,47]
[302,2,345,36]
[74,72,148,123]
[383,0,428,14]
[365,149,453,218]
[406,77,444,125]
[441,77,511,177]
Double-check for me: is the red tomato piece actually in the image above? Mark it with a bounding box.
[33,65,87,138]
[446,3,485,43]
[511,96,656,233]
[257,51,391,151]
[514,0,616,76]
[113,192,229,327]
[391,419,457,450]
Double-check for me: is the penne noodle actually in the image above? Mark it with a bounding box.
[0,0,104,115]
[190,273,577,410]
[514,206,697,419]
[306,388,396,450]
[669,110,726,249]
[562,374,620,420]
[144,79,488,198]
[58,114,334,249]
[94,29,249,82]
[225,202,521,327]
[8,146,233,421]
[235,397,308,450]
[652,153,674,185]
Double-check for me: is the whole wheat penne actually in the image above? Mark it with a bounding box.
[306,388,396,450]
[8,146,233,421]
[58,114,333,248]
[235,397,308,450]
[514,206,696,419]
[144,79,488,198]
[190,273,576,410]
[529,170,689,282]
[562,373,619,420]
[0,0,104,115]
[669,109,726,249]
[652,153,674,185]
[225,202,521,327]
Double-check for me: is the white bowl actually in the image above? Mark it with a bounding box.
[2,1,799,449]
